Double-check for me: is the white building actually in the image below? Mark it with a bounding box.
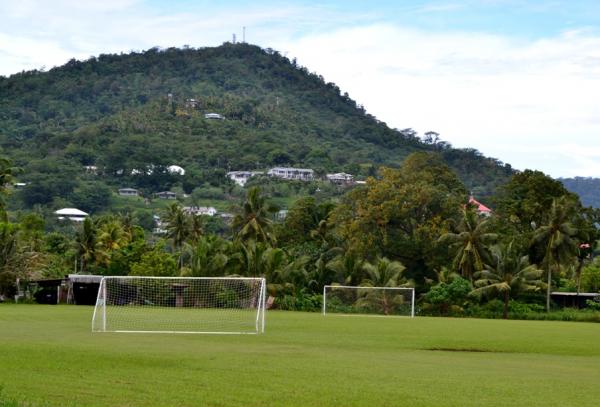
[268,167,314,181]
[185,98,199,108]
[205,113,224,120]
[183,206,218,217]
[118,188,139,197]
[131,168,151,176]
[55,208,89,222]
[326,172,354,185]
[155,191,177,199]
[167,165,185,176]
[276,209,288,221]
[226,171,263,186]
[152,215,167,234]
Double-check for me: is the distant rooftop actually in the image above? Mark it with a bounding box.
[55,208,89,217]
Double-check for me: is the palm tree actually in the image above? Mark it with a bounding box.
[308,247,343,292]
[95,220,129,267]
[268,255,310,297]
[163,203,189,269]
[309,201,336,244]
[532,197,578,312]
[118,212,136,238]
[232,187,278,245]
[188,215,204,245]
[472,242,543,319]
[361,257,408,287]
[0,158,20,222]
[435,267,461,284]
[359,257,411,315]
[186,235,232,277]
[0,222,18,272]
[75,218,97,273]
[326,252,364,286]
[236,240,285,278]
[439,207,497,281]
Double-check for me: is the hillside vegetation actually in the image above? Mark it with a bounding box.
[0,43,512,214]
[560,177,600,208]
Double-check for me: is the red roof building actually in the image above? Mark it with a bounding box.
[468,196,492,215]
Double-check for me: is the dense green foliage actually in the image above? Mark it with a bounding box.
[1,306,600,406]
[0,43,513,215]
[0,152,597,319]
[0,44,597,318]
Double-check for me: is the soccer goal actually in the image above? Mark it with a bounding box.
[323,285,415,317]
[92,276,266,334]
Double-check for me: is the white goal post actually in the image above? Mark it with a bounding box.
[92,276,266,334]
[323,285,415,318]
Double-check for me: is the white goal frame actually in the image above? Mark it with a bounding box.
[92,276,267,334]
[322,285,415,318]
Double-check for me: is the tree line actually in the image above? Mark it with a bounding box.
[0,153,599,319]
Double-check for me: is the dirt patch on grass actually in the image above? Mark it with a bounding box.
[424,347,496,353]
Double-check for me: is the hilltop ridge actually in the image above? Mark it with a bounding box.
[0,43,513,212]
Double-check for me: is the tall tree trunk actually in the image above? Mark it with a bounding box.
[503,290,509,320]
[546,265,552,312]
[383,294,390,316]
[575,258,584,309]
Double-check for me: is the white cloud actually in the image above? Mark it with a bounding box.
[0,2,315,74]
[275,24,600,177]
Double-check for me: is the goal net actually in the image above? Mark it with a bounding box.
[323,285,415,317]
[92,276,266,334]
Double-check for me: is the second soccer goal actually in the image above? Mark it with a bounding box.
[323,285,415,317]
[92,276,266,334]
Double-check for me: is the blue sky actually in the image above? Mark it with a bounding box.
[1,0,600,177]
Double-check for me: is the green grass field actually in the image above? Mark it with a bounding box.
[1,304,599,406]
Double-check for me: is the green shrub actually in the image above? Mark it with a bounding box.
[585,299,600,311]
[191,185,225,201]
[130,244,177,277]
[514,308,600,323]
[421,277,471,316]
[275,293,322,312]
[581,264,600,292]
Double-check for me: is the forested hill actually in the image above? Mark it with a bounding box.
[560,177,600,208]
[0,43,512,209]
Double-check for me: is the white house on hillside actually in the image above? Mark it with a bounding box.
[156,191,177,199]
[118,188,139,197]
[326,172,354,185]
[276,209,288,221]
[185,98,199,108]
[55,208,89,222]
[84,165,98,174]
[227,171,263,186]
[205,113,224,120]
[183,206,218,217]
[167,165,185,175]
[268,167,314,181]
